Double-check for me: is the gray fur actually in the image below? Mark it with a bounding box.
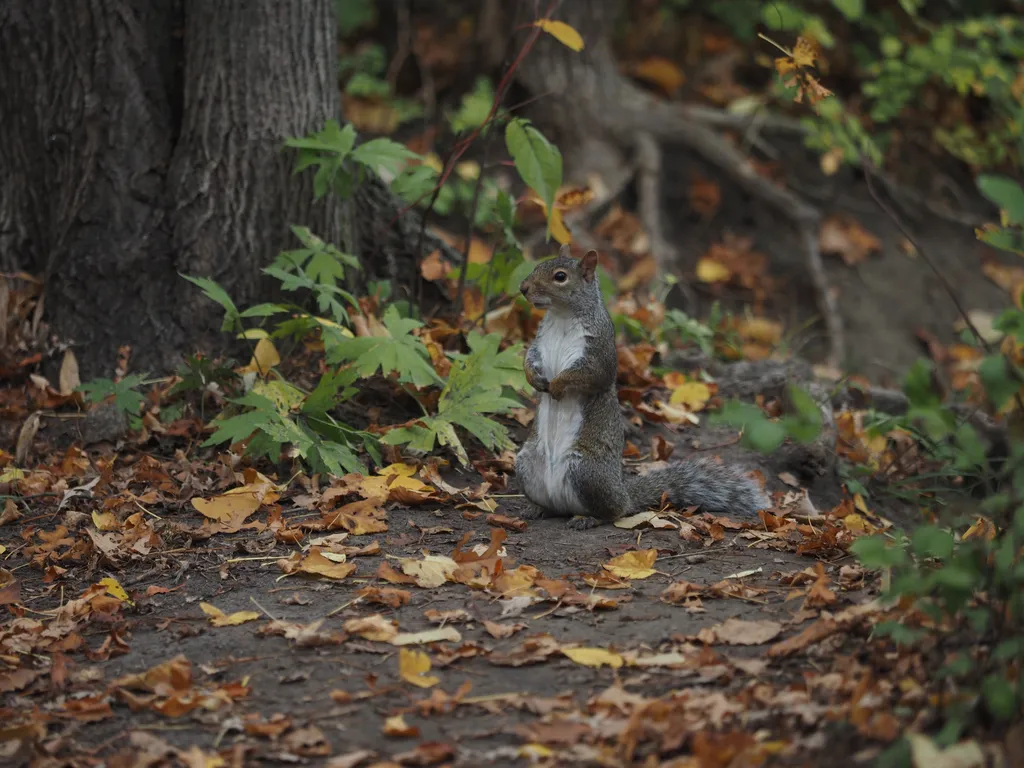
[516,248,770,528]
[625,457,771,517]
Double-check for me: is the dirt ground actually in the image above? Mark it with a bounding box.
[2,135,1010,767]
[658,142,1008,384]
[2,405,891,768]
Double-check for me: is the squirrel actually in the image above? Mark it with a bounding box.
[514,244,771,530]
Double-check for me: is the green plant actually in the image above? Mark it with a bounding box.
[844,178,1024,753]
[77,374,151,430]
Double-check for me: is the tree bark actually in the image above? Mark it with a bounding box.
[0,0,343,378]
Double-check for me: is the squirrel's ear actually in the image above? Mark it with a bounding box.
[558,243,572,259]
[580,250,599,282]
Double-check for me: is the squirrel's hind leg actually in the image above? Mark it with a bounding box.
[565,457,630,530]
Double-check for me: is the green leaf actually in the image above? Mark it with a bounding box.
[285,120,356,157]
[505,118,563,225]
[240,303,287,319]
[449,76,495,134]
[994,308,1024,343]
[745,418,787,453]
[903,359,939,408]
[938,654,973,678]
[782,384,822,443]
[872,620,922,647]
[711,400,785,453]
[831,0,863,20]
[326,305,441,387]
[302,367,359,418]
[180,274,240,331]
[391,164,439,204]
[350,138,419,177]
[910,525,954,560]
[77,375,148,426]
[994,638,1024,661]
[982,674,1018,720]
[934,563,977,591]
[311,439,365,476]
[979,354,1019,411]
[202,393,278,448]
[507,258,536,300]
[977,174,1024,226]
[849,535,908,569]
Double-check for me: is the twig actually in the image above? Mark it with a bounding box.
[391,0,561,225]
[861,161,990,355]
[454,141,492,320]
[249,596,278,621]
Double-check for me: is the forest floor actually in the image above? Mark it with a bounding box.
[3,407,905,768]
[5,14,1023,768]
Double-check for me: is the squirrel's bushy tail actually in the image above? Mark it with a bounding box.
[624,457,770,518]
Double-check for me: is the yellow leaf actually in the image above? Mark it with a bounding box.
[548,206,572,245]
[98,576,134,606]
[455,161,480,181]
[290,549,356,580]
[357,463,433,504]
[695,258,731,283]
[237,328,270,340]
[399,554,458,588]
[382,714,418,737]
[791,36,819,69]
[562,647,624,669]
[518,744,553,759]
[737,316,783,345]
[398,648,440,688]
[533,19,584,51]
[628,56,685,96]
[963,518,997,541]
[91,510,120,531]
[239,338,280,376]
[669,381,711,410]
[191,474,281,524]
[199,602,261,627]
[603,549,657,580]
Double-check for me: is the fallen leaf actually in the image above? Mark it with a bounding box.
[343,615,399,642]
[562,647,624,669]
[59,349,80,396]
[819,214,881,266]
[200,602,261,627]
[392,626,462,646]
[382,714,419,738]
[603,549,658,580]
[279,549,356,580]
[398,649,440,688]
[398,554,458,588]
[628,55,686,96]
[703,618,783,646]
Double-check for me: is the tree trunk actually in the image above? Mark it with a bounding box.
[0,0,343,378]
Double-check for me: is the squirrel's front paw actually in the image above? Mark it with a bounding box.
[565,515,601,530]
[548,377,567,400]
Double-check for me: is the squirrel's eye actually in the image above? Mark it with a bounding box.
[553,271,568,283]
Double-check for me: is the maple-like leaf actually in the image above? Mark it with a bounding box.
[326,305,441,387]
[383,337,521,465]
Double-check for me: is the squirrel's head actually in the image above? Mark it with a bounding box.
[520,245,600,312]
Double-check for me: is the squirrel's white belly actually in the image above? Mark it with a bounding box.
[528,311,587,515]
[532,395,585,514]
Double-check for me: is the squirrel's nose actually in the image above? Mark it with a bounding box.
[520,281,529,296]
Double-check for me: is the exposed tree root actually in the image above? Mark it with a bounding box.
[511,0,846,368]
